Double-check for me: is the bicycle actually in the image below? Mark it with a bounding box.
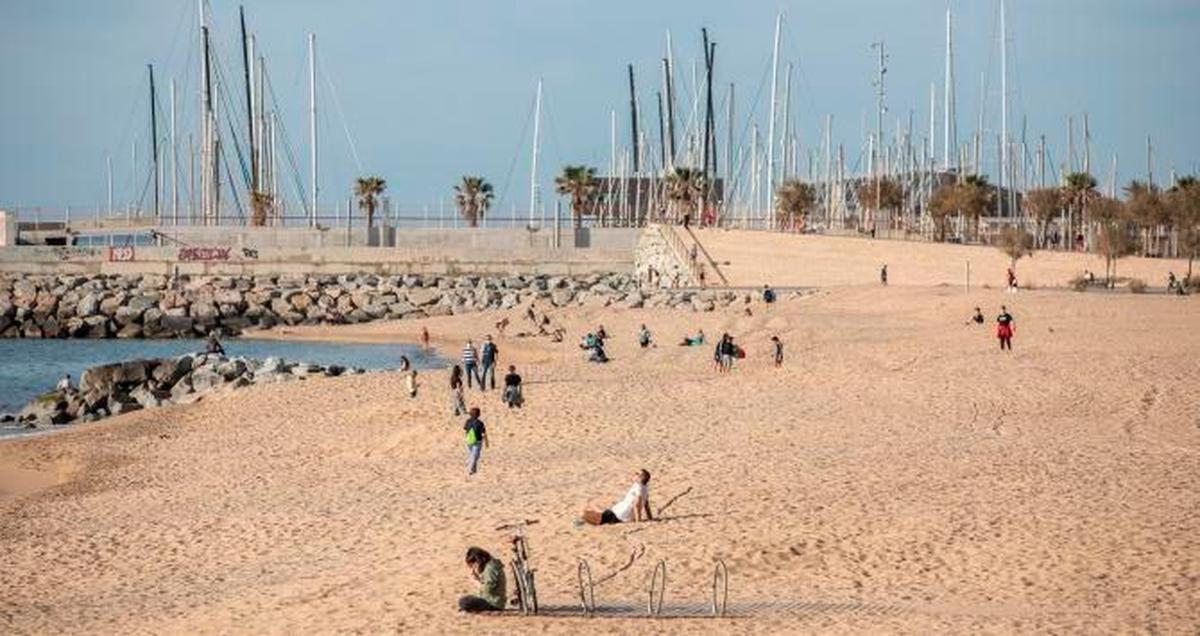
[496,519,539,615]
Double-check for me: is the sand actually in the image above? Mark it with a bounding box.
[2,235,1198,634]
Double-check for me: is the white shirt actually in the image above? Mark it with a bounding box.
[610,482,648,522]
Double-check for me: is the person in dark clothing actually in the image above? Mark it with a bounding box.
[479,335,499,391]
[502,365,523,409]
[880,264,889,286]
[206,332,225,355]
[458,547,507,613]
[996,305,1015,351]
[762,284,777,304]
[771,336,783,367]
[970,307,985,325]
[464,408,488,475]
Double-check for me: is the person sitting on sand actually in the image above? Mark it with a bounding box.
[596,325,609,342]
[458,547,507,613]
[678,330,705,346]
[588,339,609,364]
[969,307,985,325]
[580,333,597,350]
[638,324,652,348]
[502,365,523,409]
[399,355,411,372]
[582,469,653,525]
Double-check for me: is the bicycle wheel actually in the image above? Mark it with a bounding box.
[526,569,539,615]
[509,562,527,613]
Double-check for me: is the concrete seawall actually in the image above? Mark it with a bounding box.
[0,228,640,277]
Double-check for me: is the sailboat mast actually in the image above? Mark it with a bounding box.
[943,7,956,171]
[628,65,640,174]
[766,13,782,225]
[664,31,677,170]
[170,78,178,225]
[149,64,160,223]
[530,79,543,227]
[241,6,257,195]
[308,32,318,227]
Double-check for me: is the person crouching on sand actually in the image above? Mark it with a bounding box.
[458,547,507,613]
[582,469,652,525]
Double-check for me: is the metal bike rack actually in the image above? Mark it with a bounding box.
[711,559,729,617]
[576,558,596,616]
[646,560,667,616]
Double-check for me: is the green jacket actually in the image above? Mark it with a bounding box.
[478,558,507,609]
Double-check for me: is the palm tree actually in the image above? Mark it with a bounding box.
[554,165,600,228]
[775,179,818,231]
[664,168,707,224]
[354,176,387,229]
[1124,180,1170,256]
[928,184,959,242]
[1022,188,1063,247]
[1167,176,1200,284]
[453,176,493,228]
[854,177,903,233]
[1060,172,1098,245]
[250,191,274,227]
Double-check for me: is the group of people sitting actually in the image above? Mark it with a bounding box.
[580,325,609,363]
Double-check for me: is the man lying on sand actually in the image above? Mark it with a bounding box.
[457,547,507,613]
[581,470,652,525]
[678,330,705,346]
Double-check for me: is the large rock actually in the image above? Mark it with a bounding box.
[76,292,100,317]
[406,287,441,307]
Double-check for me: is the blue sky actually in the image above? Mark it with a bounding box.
[1,0,1197,215]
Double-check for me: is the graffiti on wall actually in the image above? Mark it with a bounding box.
[178,246,232,262]
[107,246,135,262]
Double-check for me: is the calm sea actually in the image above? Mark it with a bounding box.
[0,338,443,415]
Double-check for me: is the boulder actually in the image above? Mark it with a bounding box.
[152,356,193,386]
[115,323,143,339]
[406,287,441,307]
[76,292,100,317]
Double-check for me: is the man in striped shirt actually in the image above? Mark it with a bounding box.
[462,339,481,389]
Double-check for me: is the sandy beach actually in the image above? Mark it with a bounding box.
[2,235,1198,634]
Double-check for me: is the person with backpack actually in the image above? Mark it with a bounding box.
[479,335,499,391]
[464,407,488,476]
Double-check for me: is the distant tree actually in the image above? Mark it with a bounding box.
[1167,176,1200,284]
[997,226,1035,272]
[775,179,818,231]
[250,191,273,227]
[1060,172,1099,243]
[928,184,959,242]
[554,165,600,228]
[354,176,387,229]
[453,176,493,228]
[956,177,992,241]
[855,177,903,232]
[664,167,707,224]
[1091,196,1136,287]
[1022,188,1063,247]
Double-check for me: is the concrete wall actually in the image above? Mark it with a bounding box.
[0,210,14,247]
[0,228,641,277]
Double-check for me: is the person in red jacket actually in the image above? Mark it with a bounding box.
[996,306,1015,351]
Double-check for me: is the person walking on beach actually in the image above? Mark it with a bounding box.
[771,336,784,367]
[406,369,419,398]
[479,335,499,391]
[581,469,653,525]
[464,407,488,476]
[996,305,1015,351]
[502,365,523,409]
[462,340,481,389]
[880,264,889,286]
[717,334,737,372]
[420,326,431,352]
[450,365,466,416]
[457,547,507,613]
[1007,267,1019,292]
